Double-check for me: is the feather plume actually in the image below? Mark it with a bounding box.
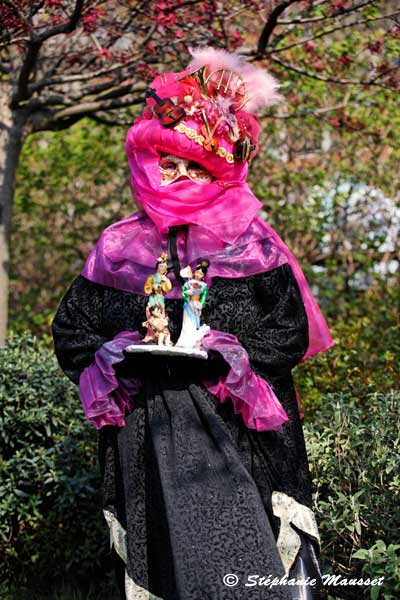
[188,46,284,114]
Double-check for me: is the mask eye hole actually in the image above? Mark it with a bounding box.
[187,160,212,179]
[187,160,202,171]
[159,156,178,171]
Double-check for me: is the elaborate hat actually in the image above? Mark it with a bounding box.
[137,47,283,166]
[124,48,283,240]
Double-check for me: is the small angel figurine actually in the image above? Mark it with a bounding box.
[143,252,173,343]
[176,259,210,349]
[142,304,173,346]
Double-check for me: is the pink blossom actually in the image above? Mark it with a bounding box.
[303,41,315,53]
[82,7,105,33]
[376,62,388,74]
[329,0,349,9]
[137,63,157,82]
[367,40,384,54]
[313,61,324,71]
[338,54,352,67]
[97,48,111,60]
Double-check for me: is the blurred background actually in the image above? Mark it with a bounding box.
[0,1,398,598]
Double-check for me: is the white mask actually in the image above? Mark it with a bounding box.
[159,154,213,186]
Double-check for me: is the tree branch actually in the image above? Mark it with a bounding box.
[0,36,29,49]
[52,95,145,120]
[277,0,375,25]
[12,0,84,106]
[272,99,351,119]
[270,56,396,89]
[37,0,84,43]
[257,0,303,56]
[272,11,400,54]
[88,113,133,127]
[30,54,142,92]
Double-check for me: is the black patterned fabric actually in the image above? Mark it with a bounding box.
[52,263,324,599]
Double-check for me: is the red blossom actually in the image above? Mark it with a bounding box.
[82,7,105,33]
[313,61,324,71]
[337,54,352,67]
[376,62,389,74]
[329,117,341,127]
[50,14,64,24]
[389,25,400,39]
[137,62,157,82]
[97,47,111,60]
[151,11,177,26]
[155,0,174,9]
[329,0,349,10]
[303,41,315,53]
[231,29,244,49]
[388,74,399,89]
[66,54,81,65]
[145,41,157,55]
[0,5,26,30]
[367,40,384,55]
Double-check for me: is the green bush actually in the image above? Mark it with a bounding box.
[304,390,400,600]
[353,541,400,600]
[0,333,116,598]
[296,283,398,414]
[1,333,398,599]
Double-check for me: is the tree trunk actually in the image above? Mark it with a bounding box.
[0,82,25,345]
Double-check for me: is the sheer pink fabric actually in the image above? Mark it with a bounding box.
[82,211,334,361]
[125,118,260,244]
[202,331,288,430]
[79,330,288,431]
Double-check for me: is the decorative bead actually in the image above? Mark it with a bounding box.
[173,122,234,164]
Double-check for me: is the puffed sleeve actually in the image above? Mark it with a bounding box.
[248,263,309,377]
[51,275,109,384]
[143,275,154,296]
[160,276,172,294]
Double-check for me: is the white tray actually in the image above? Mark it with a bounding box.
[125,344,208,360]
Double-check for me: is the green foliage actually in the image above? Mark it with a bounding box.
[0,333,115,597]
[295,282,398,414]
[304,390,400,599]
[11,118,135,337]
[353,542,400,600]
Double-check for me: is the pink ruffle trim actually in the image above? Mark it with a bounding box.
[202,330,288,431]
[79,329,288,431]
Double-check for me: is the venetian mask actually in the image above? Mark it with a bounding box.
[159,154,213,186]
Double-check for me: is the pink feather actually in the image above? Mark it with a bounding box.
[188,46,284,114]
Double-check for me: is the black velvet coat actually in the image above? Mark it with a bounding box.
[52,263,323,600]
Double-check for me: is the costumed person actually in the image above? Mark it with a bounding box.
[175,259,210,348]
[52,47,335,600]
